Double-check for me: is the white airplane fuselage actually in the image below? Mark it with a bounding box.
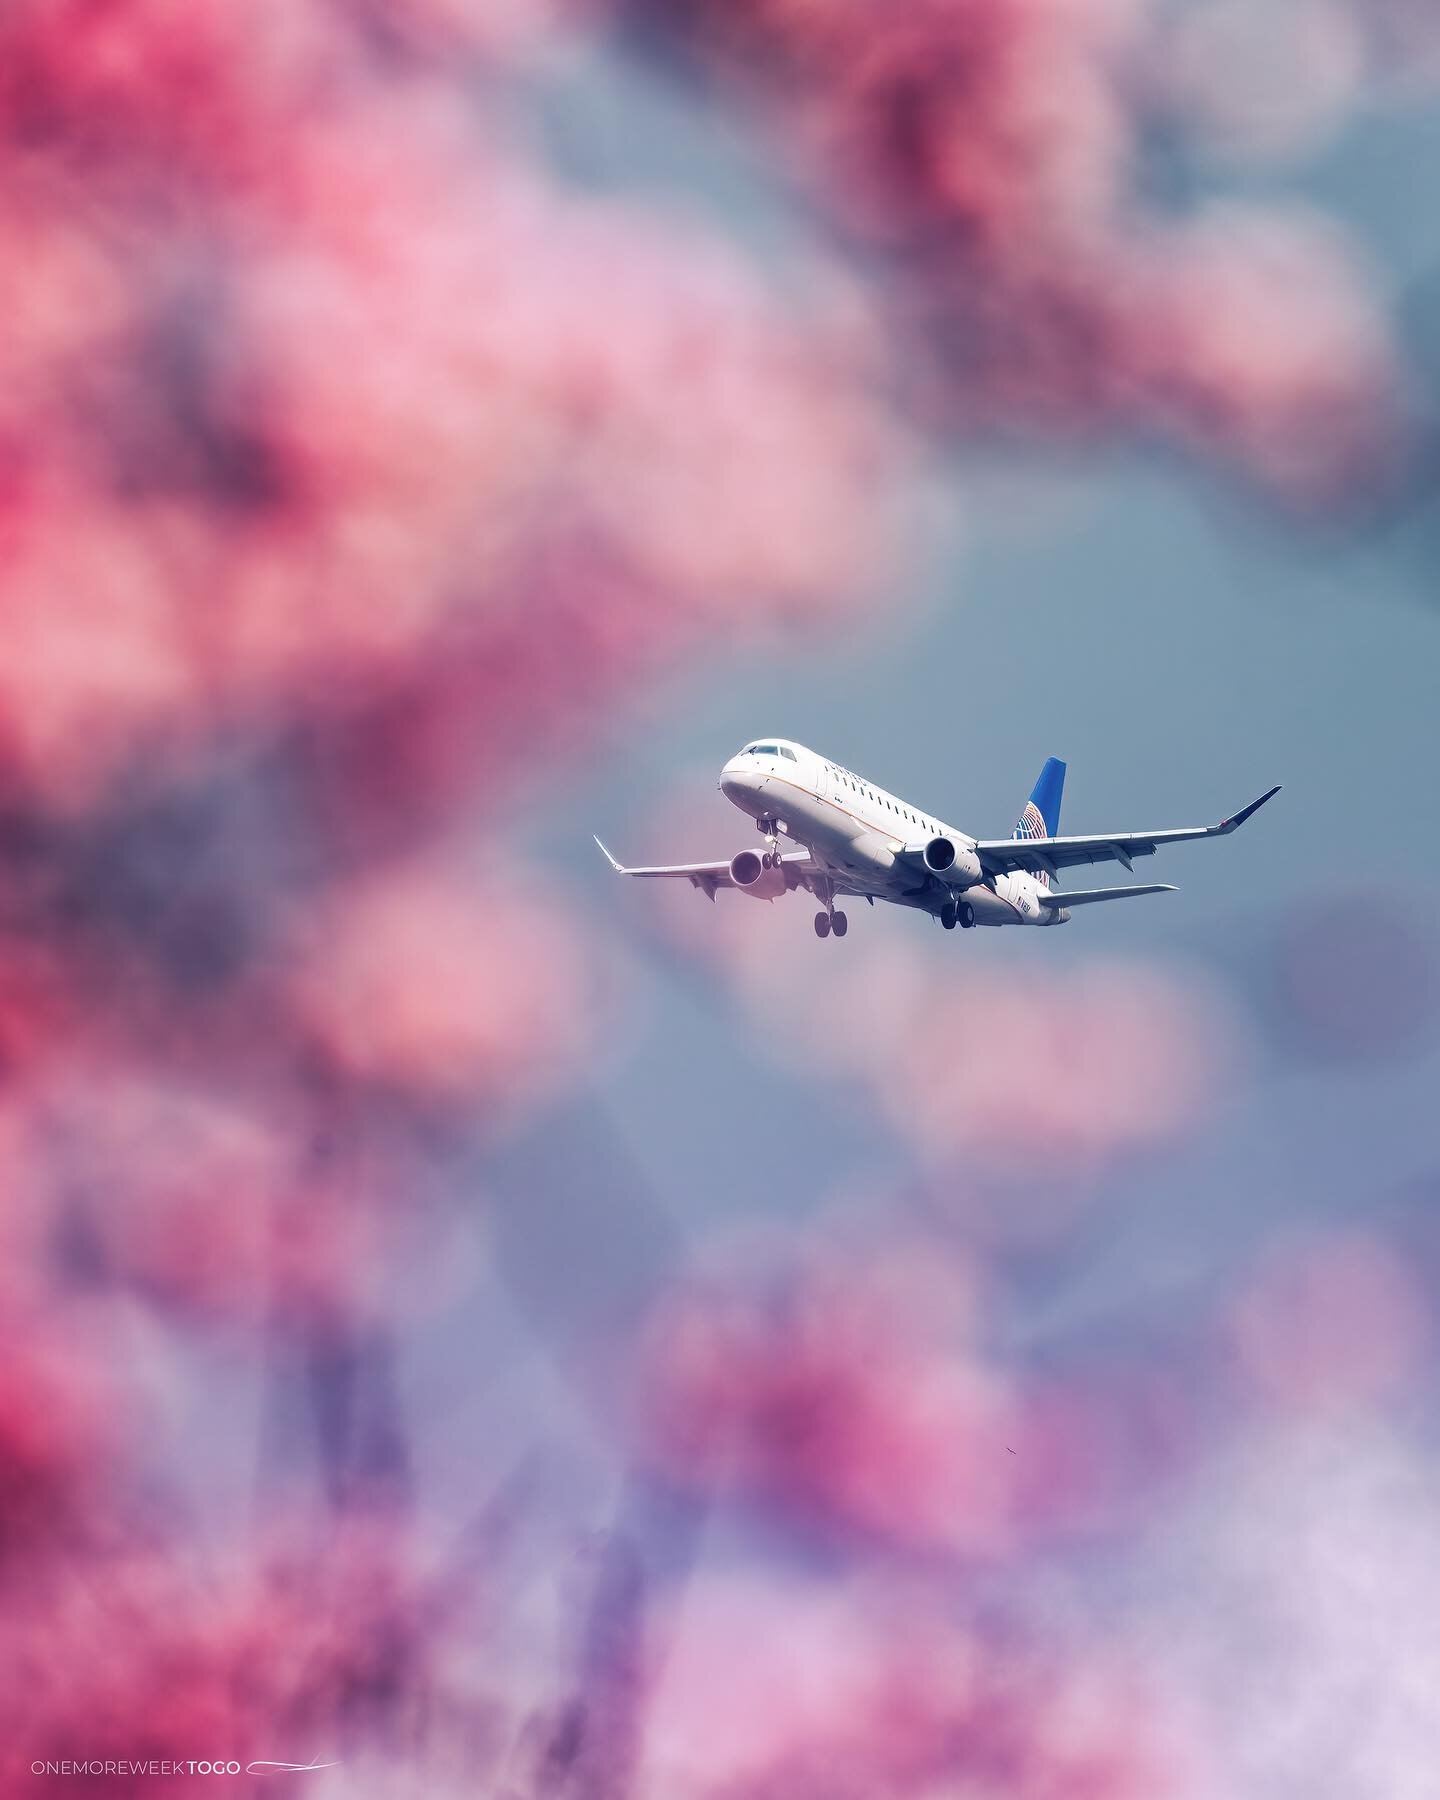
[720,739,1061,926]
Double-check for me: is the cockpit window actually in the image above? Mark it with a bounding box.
[779,746,797,761]
[751,743,779,757]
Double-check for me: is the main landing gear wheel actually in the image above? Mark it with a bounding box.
[959,902,975,930]
[813,911,831,939]
[940,901,958,930]
[831,910,848,938]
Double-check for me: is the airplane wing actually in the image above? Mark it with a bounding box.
[1037,883,1176,909]
[593,837,815,898]
[972,785,1280,878]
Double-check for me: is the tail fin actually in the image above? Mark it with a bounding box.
[1014,758,1065,890]
[1015,757,1065,841]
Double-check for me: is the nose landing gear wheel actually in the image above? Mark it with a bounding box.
[813,911,831,939]
[831,910,848,938]
[940,901,958,930]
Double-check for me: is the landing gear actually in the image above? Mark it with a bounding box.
[940,899,975,931]
[959,902,975,929]
[813,871,847,940]
[940,901,958,930]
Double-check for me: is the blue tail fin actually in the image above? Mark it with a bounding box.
[1015,757,1065,842]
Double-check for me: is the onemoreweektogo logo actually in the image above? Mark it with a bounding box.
[30,1757,339,1778]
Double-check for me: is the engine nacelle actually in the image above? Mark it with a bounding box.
[922,835,983,888]
[730,847,787,900]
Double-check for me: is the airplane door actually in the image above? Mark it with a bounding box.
[812,760,827,799]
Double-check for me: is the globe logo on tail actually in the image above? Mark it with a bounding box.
[1014,801,1051,886]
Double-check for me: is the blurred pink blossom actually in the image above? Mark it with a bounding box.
[283,864,594,1113]
[618,0,1405,503]
[0,1302,129,1561]
[637,1231,1021,1555]
[0,1515,524,1791]
[1158,0,1368,165]
[0,0,908,1363]
[645,1573,1200,1797]
[1119,208,1398,502]
[635,1221,1206,1557]
[1224,1226,1433,1418]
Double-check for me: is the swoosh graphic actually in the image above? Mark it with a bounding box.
[245,1759,341,1776]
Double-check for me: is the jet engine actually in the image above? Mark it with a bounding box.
[922,835,983,888]
[730,847,787,899]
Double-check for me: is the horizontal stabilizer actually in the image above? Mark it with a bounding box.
[1038,883,1177,908]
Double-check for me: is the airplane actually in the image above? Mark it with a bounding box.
[595,739,1279,940]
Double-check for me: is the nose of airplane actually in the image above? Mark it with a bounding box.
[719,755,756,802]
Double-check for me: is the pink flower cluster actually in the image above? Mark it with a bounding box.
[0,0,906,1317]
[628,1219,1218,1793]
[634,1217,1209,1554]
[645,1572,1198,1797]
[616,0,1406,504]
[0,3,905,1781]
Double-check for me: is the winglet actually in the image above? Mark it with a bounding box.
[593,835,625,873]
[1217,785,1281,834]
